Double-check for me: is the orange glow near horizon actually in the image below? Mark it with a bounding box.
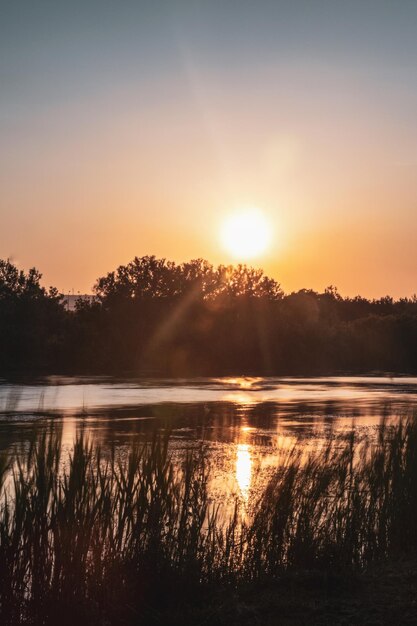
[2,4,417,299]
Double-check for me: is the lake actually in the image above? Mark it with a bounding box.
[1,375,417,503]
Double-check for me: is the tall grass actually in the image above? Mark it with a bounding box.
[1,419,417,624]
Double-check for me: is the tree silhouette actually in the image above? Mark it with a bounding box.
[2,256,417,376]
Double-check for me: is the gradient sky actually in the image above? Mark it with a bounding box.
[1,1,417,297]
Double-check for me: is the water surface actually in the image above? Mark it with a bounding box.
[1,375,416,503]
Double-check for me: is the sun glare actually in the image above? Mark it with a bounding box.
[221,209,271,260]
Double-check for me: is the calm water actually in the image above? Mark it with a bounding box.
[1,375,417,502]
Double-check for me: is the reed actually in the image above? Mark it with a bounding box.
[1,418,417,624]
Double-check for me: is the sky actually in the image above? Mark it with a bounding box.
[1,0,417,297]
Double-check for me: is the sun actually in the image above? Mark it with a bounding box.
[220,208,271,259]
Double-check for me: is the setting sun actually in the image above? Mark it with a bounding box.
[3,3,417,623]
[220,209,271,260]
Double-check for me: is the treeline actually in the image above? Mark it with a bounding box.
[1,256,417,375]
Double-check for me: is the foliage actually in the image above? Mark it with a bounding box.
[0,260,66,371]
[2,255,417,374]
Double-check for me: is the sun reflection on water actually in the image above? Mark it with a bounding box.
[223,376,262,389]
[223,391,256,405]
[236,443,252,500]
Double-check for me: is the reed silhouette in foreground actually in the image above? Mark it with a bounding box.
[1,419,417,624]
